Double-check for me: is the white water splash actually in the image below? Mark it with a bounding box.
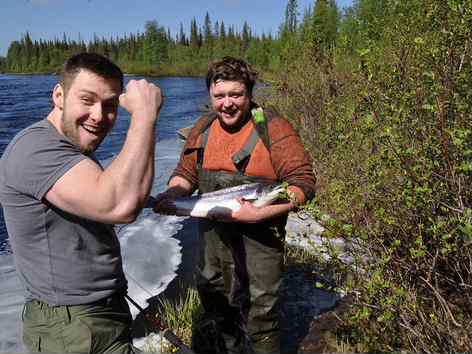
[119,214,187,318]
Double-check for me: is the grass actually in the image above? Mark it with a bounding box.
[330,333,370,353]
[151,287,202,352]
[284,242,320,265]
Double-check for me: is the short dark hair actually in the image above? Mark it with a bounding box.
[206,57,258,96]
[60,52,124,93]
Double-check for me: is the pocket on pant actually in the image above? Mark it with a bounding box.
[22,332,40,352]
[62,318,93,353]
[23,330,68,353]
[22,302,44,352]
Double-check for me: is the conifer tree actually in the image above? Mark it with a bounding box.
[203,12,213,43]
[311,0,338,53]
[242,21,251,51]
[190,18,199,50]
[284,0,298,33]
[214,20,220,40]
[179,22,187,45]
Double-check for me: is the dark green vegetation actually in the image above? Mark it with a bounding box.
[267,0,471,352]
[3,0,471,352]
[0,57,5,73]
[1,12,282,75]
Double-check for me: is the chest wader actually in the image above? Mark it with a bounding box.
[191,113,286,354]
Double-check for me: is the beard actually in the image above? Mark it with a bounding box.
[60,111,99,155]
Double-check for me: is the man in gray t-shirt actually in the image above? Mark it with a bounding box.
[0,53,162,353]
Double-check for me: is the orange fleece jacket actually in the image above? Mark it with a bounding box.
[171,112,316,204]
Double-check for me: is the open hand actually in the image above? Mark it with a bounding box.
[211,198,264,223]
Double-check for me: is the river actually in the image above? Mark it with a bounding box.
[0,74,208,252]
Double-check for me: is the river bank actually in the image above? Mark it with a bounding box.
[0,68,277,82]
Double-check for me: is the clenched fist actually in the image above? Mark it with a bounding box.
[119,79,163,124]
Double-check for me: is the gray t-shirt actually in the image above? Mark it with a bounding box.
[0,119,127,305]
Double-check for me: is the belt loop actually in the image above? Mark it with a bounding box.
[21,303,26,322]
[65,305,72,323]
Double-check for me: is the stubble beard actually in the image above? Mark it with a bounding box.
[60,111,96,155]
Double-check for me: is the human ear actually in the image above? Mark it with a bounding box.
[52,84,65,110]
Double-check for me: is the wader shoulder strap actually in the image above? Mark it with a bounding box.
[231,127,260,173]
[199,112,219,137]
[196,113,218,168]
[197,107,276,173]
[232,106,276,174]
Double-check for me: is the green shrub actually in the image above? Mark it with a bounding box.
[269,0,471,352]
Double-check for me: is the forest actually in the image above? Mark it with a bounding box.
[2,6,295,75]
[1,0,471,352]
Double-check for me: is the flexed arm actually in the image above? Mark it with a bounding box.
[46,80,163,224]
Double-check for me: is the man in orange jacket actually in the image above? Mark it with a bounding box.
[154,57,316,354]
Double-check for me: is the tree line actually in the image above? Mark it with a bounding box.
[0,1,341,75]
[1,13,276,74]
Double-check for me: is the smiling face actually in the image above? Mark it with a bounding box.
[53,69,121,154]
[209,80,251,129]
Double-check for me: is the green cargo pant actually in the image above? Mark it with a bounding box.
[194,221,284,354]
[22,294,138,353]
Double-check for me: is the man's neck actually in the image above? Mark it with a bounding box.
[46,108,65,136]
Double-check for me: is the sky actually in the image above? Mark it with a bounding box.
[0,0,353,57]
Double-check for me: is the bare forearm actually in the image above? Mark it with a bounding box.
[101,120,157,213]
[256,201,295,220]
[96,79,162,220]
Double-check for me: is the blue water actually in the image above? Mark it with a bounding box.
[0,74,209,254]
